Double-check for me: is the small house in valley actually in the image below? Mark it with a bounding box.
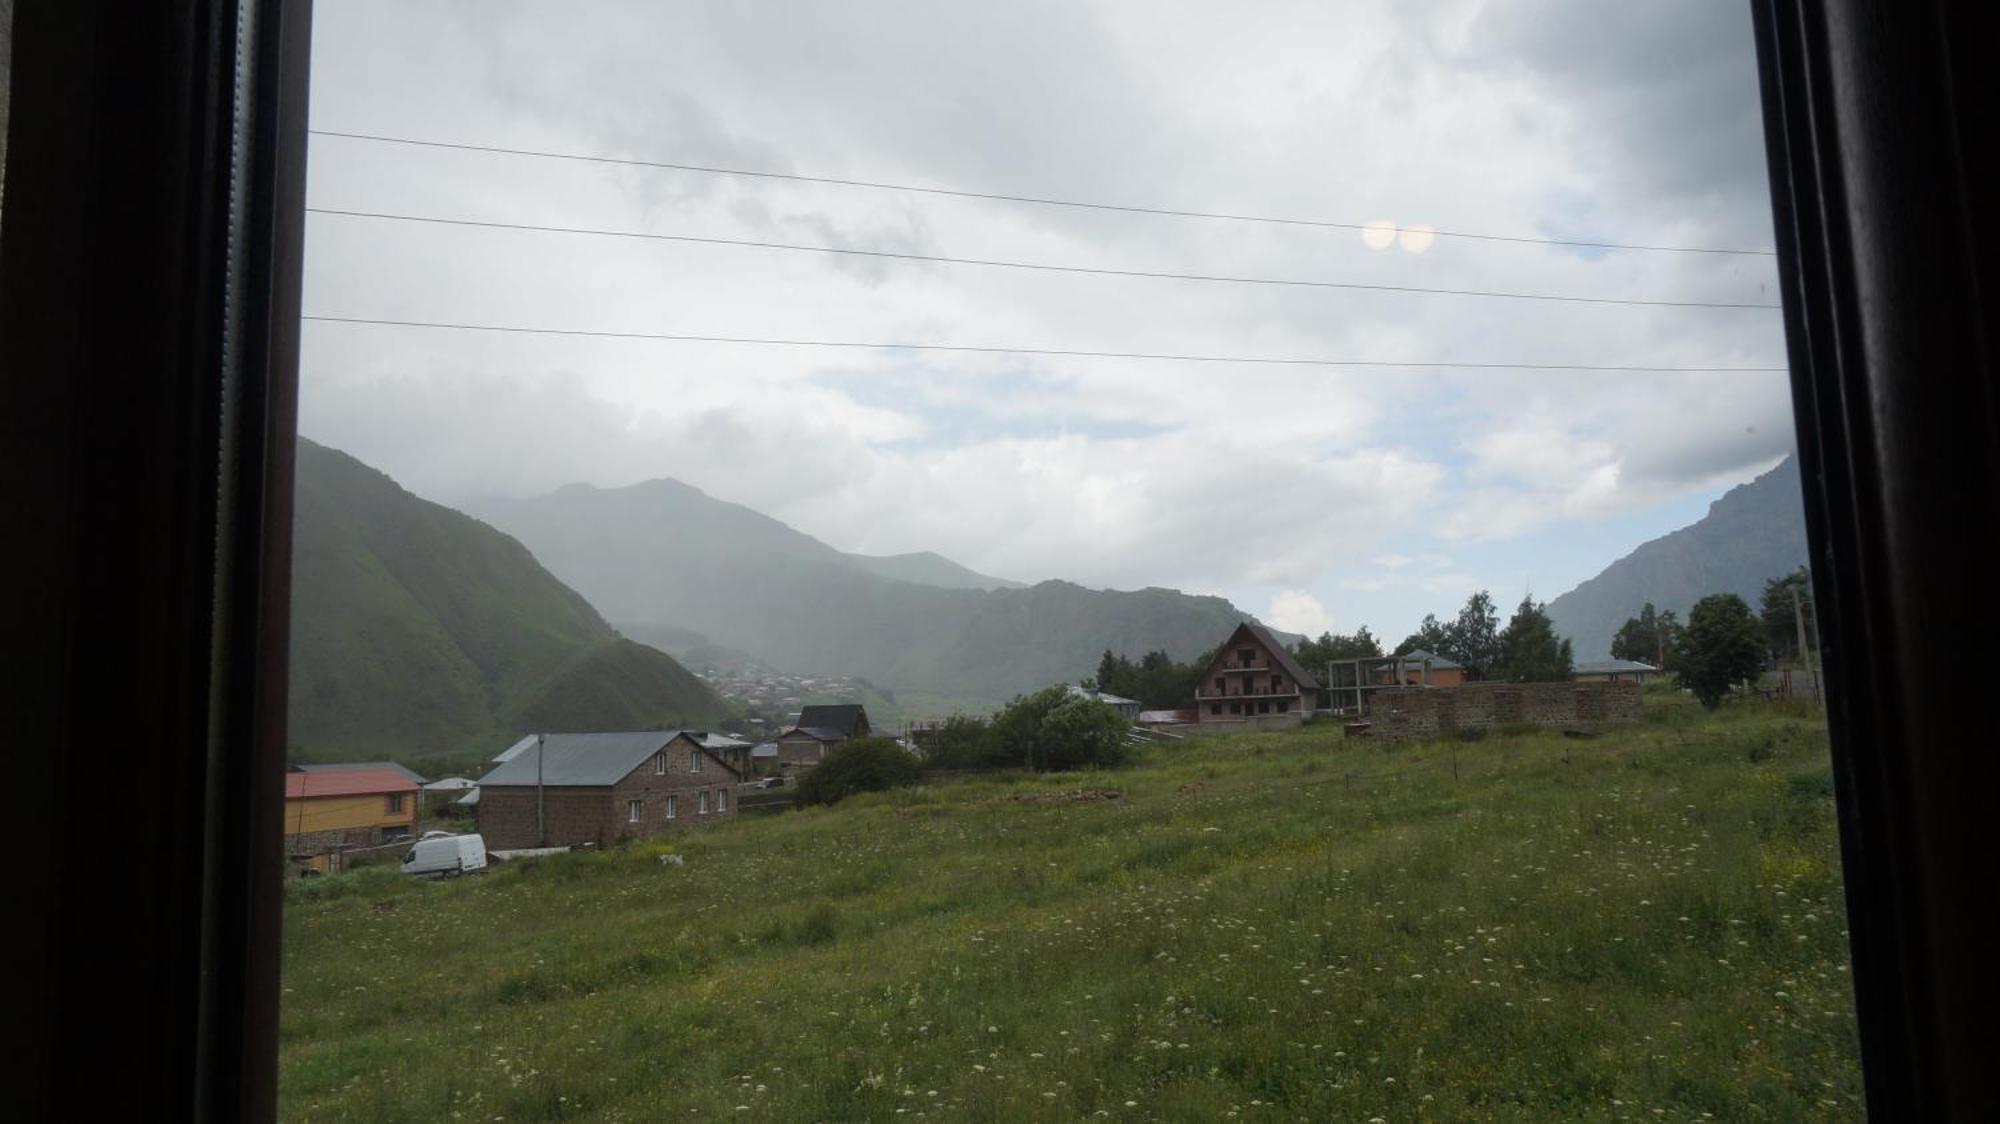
[1066,684,1142,720]
[775,704,871,769]
[284,764,423,873]
[1374,649,1468,688]
[1195,622,1321,727]
[1572,658,1662,683]
[476,731,744,850]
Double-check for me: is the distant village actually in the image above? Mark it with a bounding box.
[288,589,1805,877]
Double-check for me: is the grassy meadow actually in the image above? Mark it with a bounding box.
[280,691,1861,1121]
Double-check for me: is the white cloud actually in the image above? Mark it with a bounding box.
[298,0,1798,638]
[1268,590,1331,636]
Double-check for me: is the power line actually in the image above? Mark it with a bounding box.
[307,207,1779,311]
[302,314,1786,373]
[308,129,1779,258]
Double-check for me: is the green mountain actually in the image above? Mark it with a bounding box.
[1546,456,1809,661]
[288,440,730,767]
[473,478,1273,708]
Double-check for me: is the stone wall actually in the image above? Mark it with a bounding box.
[1367,681,1642,741]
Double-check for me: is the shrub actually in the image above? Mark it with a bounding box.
[795,737,923,807]
[990,686,1131,772]
[919,713,1006,771]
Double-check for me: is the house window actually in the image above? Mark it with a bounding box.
[626,799,643,823]
[666,794,678,820]
[384,792,405,815]
[1229,703,1242,714]
[690,749,703,773]
[1210,704,1221,715]
[1278,700,1291,713]
[380,826,411,844]
[717,789,729,813]
[1239,648,1255,665]
[1272,675,1284,691]
[654,752,667,774]
[1213,676,1224,692]
[1258,701,1271,714]
[699,790,710,814]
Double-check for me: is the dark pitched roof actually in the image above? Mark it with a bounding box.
[296,760,427,784]
[478,731,701,787]
[783,726,850,743]
[795,704,867,736]
[285,767,418,800]
[1235,621,1321,691]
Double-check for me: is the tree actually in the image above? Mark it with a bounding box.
[1495,596,1574,682]
[1397,614,1451,657]
[1294,627,1383,670]
[1760,567,1817,663]
[918,714,1003,771]
[794,737,923,806]
[1678,593,1766,708]
[1444,591,1503,680]
[991,685,1129,772]
[1611,602,1684,670]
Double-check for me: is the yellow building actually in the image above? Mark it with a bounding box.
[284,764,421,873]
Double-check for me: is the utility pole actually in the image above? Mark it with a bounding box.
[1792,582,1818,702]
[536,733,546,847]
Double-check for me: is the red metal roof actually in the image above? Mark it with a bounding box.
[285,768,419,800]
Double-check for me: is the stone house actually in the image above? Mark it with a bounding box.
[775,704,871,770]
[1194,622,1321,728]
[284,764,422,873]
[476,731,744,850]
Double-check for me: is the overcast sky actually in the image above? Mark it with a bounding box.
[299,0,1792,644]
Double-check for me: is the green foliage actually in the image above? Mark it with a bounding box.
[917,714,1007,771]
[1091,646,1212,709]
[1398,591,1503,679]
[1611,602,1683,670]
[1292,627,1383,670]
[1396,613,1451,657]
[991,685,1130,772]
[1495,596,1575,682]
[1680,593,1768,708]
[1761,566,1818,663]
[281,701,1860,1122]
[794,738,924,807]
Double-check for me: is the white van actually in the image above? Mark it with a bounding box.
[401,832,488,878]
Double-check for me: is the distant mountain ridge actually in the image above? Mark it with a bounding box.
[474,477,1278,707]
[288,440,731,767]
[1546,456,1809,660]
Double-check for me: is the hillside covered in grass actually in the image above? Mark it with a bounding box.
[288,439,731,769]
[280,693,1860,1121]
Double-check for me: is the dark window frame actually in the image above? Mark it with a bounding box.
[6,0,1996,1117]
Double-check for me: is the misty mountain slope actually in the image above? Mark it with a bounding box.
[289,440,730,764]
[1547,457,1809,660]
[847,550,1023,590]
[474,478,1269,702]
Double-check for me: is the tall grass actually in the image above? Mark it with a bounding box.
[280,698,1859,1121]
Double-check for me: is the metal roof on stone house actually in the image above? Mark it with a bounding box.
[1226,621,1322,691]
[794,704,869,737]
[477,731,719,787]
[297,760,427,785]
